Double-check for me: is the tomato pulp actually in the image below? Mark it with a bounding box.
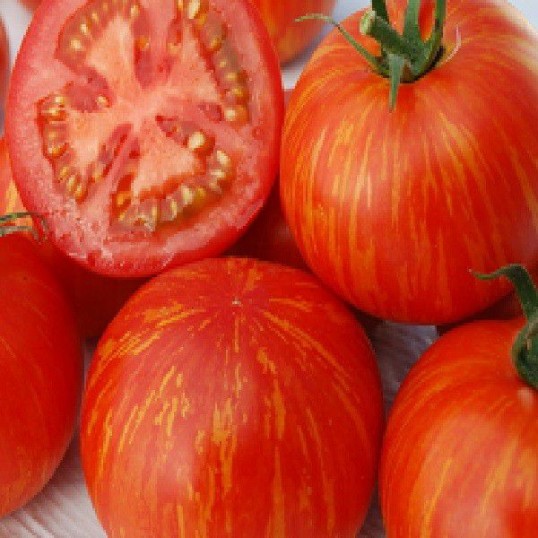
[80,257,384,537]
[7,0,284,277]
[280,0,538,324]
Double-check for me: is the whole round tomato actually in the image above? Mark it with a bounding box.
[0,15,9,106]
[280,0,538,324]
[379,316,538,536]
[250,0,336,64]
[0,136,145,339]
[0,233,83,517]
[80,257,384,537]
[6,0,284,278]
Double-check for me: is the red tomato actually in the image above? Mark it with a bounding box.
[0,233,83,517]
[0,137,145,339]
[0,15,9,106]
[250,0,336,64]
[280,0,538,324]
[6,0,284,278]
[19,0,42,10]
[379,318,538,537]
[228,180,309,271]
[80,257,384,537]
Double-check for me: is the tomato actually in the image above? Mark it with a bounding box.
[6,0,284,278]
[228,180,309,271]
[250,0,336,64]
[80,257,384,537]
[20,0,42,10]
[0,233,83,517]
[0,15,9,106]
[0,136,145,339]
[379,317,538,536]
[280,0,538,324]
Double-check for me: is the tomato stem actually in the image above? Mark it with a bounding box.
[475,264,538,390]
[0,211,42,240]
[298,0,446,109]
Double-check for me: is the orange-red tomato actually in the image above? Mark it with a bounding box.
[250,0,336,63]
[379,319,538,537]
[19,0,42,10]
[280,0,538,324]
[0,137,145,339]
[80,257,384,537]
[0,15,9,105]
[0,233,83,517]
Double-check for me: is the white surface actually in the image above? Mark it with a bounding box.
[0,1,536,537]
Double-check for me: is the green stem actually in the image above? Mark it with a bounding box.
[0,211,42,240]
[475,264,538,389]
[360,9,421,64]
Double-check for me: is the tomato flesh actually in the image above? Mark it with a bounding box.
[7,0,283,277]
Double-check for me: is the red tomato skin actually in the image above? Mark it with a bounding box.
[6,0,284,278]
[250,0,336,64]
[80,257,384,537]
[0,137,145,339]
[281,0,538,324]
[20,0,42,10]
[0,234,83,517]
[0,16,8,106]
[379,319,538,537]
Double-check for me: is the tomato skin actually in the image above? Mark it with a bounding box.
[80,257,384,537]
[250,0,336,64]
[228,180,309,271]
[379,319,538,537]
[0,16,8,106]
[6,0,284,278]
[0,233,83,517]
[0,137,145,339]
[281,0,538,324]
[20,0,42,10]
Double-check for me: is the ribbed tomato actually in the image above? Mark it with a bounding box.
[380,315,538,536]
[250,0,336,63]
[80,257,384,537]
[0,233,83,517]
[7,0,283,278]
[0,137,145,339]
[280,0,538,324]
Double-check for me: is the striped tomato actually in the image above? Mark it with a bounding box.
[250,0,336,63]
[0,233,83,517]
[379,266,538,537]
[80,257,384,537]
[280,0,538,324]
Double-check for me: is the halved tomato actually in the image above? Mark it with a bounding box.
[6,0,284,277]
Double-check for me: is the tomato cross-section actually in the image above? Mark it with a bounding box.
[7,0,284,277]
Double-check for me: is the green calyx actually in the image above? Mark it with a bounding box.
[298,0,446,109]
[475,264,538,390]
